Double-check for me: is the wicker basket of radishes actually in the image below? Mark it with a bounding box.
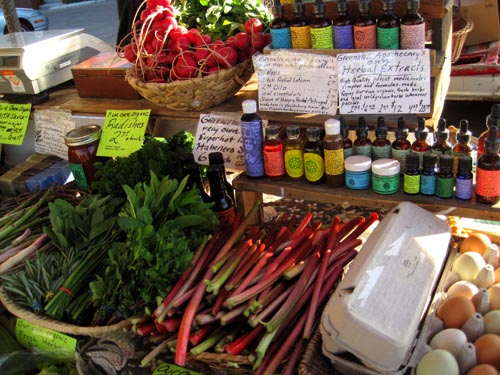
[122,0,271,111]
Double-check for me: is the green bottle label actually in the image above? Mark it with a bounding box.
[404,174,420,194]
[311,25,334,49]
[436,177,454,198]
[285,149,304,178]
[304,152,325,182]
[377,27,399,49]
[69,163,89,191]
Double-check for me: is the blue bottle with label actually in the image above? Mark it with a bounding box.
[240,100,265,179]
[270,1,292,49]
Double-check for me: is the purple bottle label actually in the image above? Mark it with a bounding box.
[333,25,354,49]
[241,120,265,177]
[455,178,473,200]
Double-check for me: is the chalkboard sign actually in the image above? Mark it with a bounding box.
[337,49,431,115]
[253,50,338,115]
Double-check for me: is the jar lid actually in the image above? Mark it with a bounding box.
[372,159,400,176]
[242,100,257,114]
[324,118,341,136]
[64,124,102,147]
[345,155,371,172]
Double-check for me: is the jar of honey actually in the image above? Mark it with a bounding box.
[64,124,103,191]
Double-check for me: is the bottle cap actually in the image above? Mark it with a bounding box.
[406,0,420,9]
[313,0,326,15]
[439,154,453,172]
[415,117,429,141]
[457,119,471,144]
[306,126,321,140]
[293,0,304,15]
[395,117,408,139]
[339,117,349,138]
[376,116,387,138]
[265,125,280,137]
[179,152,195,164]
[422,153,437,168]
[272,4,284,16]
[435,118,449,141]
[242,100,257,114]
[336,0,348,12]
[406,152,419,169]
[209,152,224,165]
[356,117,368,137]
[286,125,301,138]
[486,103,500,128]
[457,155,472,173]
[485,125,500,153]
[324,118,341,136]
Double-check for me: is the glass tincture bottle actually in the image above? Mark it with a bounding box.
[476,126,500,204]
[420,153,437,196]
[400,0,426,49]
[310,0,334,49]
[452,119,473,175]
[354,0,377,49]
[284,125,305,181]
[340,117,353,158]
[436,154,454,199]
[183,160,212,204]
[323,118,345,188]
[290,0,311,49]
[240,100,265,179]
[372,116,391,160]
[207,164,235,227]
[333,0,354,49]
[478,103,500,159]
[392,117,412,174]
[209,152,235,206]
[412,117,431,169]
[270,0,292,49]
[263,125,285,180]
[431,117,452,165]
[303,127,324,184]
[404,152,420,195]
[354,117,372,158]
[455,155,473,200]
[377,0,400,49]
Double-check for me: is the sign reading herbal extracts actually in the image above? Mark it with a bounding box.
[253,50,338,115]
[34,109,75,160]
[97,109,151,157]
[337,49,431,115]
[193,113,268,171]
[0,103,31,145]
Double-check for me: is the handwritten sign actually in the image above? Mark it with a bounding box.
[253,50,338,115]
[97,109,151,157]
[15,318,77,358]
[152,362,204,375]
[337,49,431,115]
[0,103,31,145]
[34,109,75,160]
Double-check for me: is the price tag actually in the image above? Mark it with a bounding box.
[0,103,31,145]
[152,362,204,375]
[15,318,77,358]
[97,109,151,157]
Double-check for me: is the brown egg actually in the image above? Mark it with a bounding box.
[467,364,499,375]
[475,333,500,370]
[489,284,500,310]
[495,268,500,284]
[460,233,492,255]
[436,295,476,329]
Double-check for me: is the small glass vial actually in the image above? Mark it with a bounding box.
[290,0,312,49]
[240,100,265,179]
[284,125,305,181]
[372,159,400,195]
[411,117,431,169]
[400,0,426,49]
[392,117,412,175]
[333,0,354,49]
[404,152,420,195]
[64,124,104,192]
[303,127,324,184]
[476,125,500,204]
[353,0,377,49]
[420,153,437,196]
[209,152,235,205]
[270,2,292,49]
[345,155,371,190]
[263,126,285,181]
[310,0,334,49]
[436,154,454,199]
[340,117,353,158]
[372,116,392,160]
[353,116,372,158]
[323,118,345,188]
[377,0,400,49]
[207,164,235,227]
[478,103,500,159]
[452,119,474,175]
[431,117,452,165]
[455,155,473,200]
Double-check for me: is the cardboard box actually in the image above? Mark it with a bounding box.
[72,52,140,100]
[460,0,500,46]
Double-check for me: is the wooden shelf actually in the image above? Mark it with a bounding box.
[233,174,500,222]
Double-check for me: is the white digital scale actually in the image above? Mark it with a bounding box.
[0,29,114,95]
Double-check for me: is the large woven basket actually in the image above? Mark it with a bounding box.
[451,17,474,63]
[126,58,255,111]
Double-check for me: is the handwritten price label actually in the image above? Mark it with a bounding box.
[97,109,151,157]
[152,362,204,375]
[0,103,31,145]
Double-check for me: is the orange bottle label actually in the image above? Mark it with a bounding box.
[476,169,500,197]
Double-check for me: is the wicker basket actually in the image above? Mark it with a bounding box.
[126,58,255,111]
[451,17,474,63]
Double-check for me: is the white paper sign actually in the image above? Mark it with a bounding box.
[34,109,75,160]
[337,49,431,115]
[253,50,338,115]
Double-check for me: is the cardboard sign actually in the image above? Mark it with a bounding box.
[152,362,203,375]
[253,50,338,115]
[34,109,75,160]
[0,103,31,145]
[97,109,150,157]
[337,49,431,115]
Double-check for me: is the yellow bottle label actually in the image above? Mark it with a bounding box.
[285,149,304,178]
[291,25,312,49]
[324,148,344,175]
[304,152,324,182]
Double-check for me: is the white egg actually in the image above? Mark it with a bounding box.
[429,328,468,356]
[452,252,486,282]
[416,349,459,375]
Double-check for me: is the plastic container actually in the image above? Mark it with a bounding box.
[371,158,400,194]
[344,155,371,190]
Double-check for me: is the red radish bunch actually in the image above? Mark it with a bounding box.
[120,0,270,83]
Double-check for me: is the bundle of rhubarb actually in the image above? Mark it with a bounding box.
[135,202,379,374]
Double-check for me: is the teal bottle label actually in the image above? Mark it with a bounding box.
[420,174,436,195]
[345,170,370,190]
[270,28,292,49]
[377,27,399,49]
[372,145,391,160]
[372,173,399,194]
[344,147,353,158]
[333,25,354,49]
[392,148,410,173]
[354,144,372,158]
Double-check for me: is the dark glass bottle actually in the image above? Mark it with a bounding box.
[420,153,437,196]
[391,117,412,174]
[209,151,235,206]
[270,1,292,49]
[263,125,285,180]
[284,125,305,181]
[431,118,452,165]
[478,103,500,159]
[353,116,372,158]
[455,155,473,200]
[333,0,354,49]
[436,154,454,199]
[400,0,426,49]
[353,0,377,49]
[183,161,212,204]
[377,0,400,49]
[340,117,353,158]
[372,116,391,160]
[411,117,431,169]
[403,152,420,195]
[290,0,311,49]
[310,0,334,49]
[303,127,325,184]
[240,100,265,179]
[207,164,235,227]
[476,126,500,204]
[452,119,474,175]
[323,118,345,188]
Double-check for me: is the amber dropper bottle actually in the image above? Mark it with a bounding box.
[411,117,431,169]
